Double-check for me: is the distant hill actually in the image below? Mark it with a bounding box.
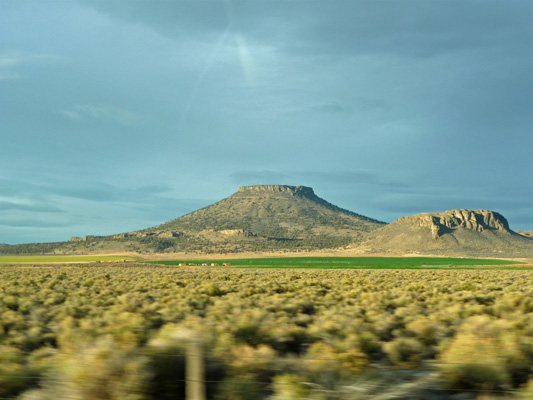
[116,185,386,253]
[354,209,533,257]
[5,185,383,255]
[2,187,533,257]
[146,184,383,237]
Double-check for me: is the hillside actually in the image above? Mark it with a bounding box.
[518,231,533,239]
[2,186,533,257]
[17,185,384,254]
[122,185,386,253]
[355,209,533,257]
[148,185,382,237]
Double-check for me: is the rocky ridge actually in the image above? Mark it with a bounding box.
[237,185,314,196]
[400,209,510,240]
[356,209,533,257]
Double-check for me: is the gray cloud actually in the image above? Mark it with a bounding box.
[60,104,140,125]
[232,170,413,190]
[0,201,63,213]
[0,219,71,229]
[83,1,533,59]
[82,0,230,39]
[0,51,59,80]
[1,0,533,242]
[231,171,293,186]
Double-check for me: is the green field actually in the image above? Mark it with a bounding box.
[0,255,137,264]
[149,256,527,269]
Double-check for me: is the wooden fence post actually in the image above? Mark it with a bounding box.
[186,338,206,400]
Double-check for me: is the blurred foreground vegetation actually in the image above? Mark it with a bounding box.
[1,265,533,399]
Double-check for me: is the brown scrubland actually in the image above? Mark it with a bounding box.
[2,265,533,399]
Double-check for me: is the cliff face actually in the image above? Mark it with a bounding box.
[237,185,315,197]
[397,210,511,240]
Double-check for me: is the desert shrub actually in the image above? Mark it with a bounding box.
[356,331,382,358]
[212,343,276,400]
[303,341,367,385]
[268,374,310,400]
[267,324,310,354]
[0,346,38,398]
[215,375,266,400]
[231,311,270,346]
[228,344,277,373]
[32,338,150,400]
[439,316,531,391]
[406,317,441,346]
[383,337,425,367]
[516,376,533,399]
[2,266,533,399]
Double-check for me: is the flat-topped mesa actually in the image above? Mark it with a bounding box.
[398,209,511,240]
[237,185,315,197]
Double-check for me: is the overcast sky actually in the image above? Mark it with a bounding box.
[2,0,533,244]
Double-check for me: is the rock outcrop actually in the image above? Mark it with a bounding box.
[112,231,183,239]
[237,185,315,197]
[356,209,533,257]
[397,210,511,240]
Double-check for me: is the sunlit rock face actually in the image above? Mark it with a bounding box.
[356,208,533,257]
[237,185,316,197]
[397,210,511,240]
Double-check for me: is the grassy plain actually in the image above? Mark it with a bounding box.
[149,256,527,269]
[0,255,137,264]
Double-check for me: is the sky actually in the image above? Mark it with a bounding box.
[1,0,533,244]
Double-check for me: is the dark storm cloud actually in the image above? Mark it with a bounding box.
[84,1,533,58]
[83,0,230,38]
[283,2,533,58]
